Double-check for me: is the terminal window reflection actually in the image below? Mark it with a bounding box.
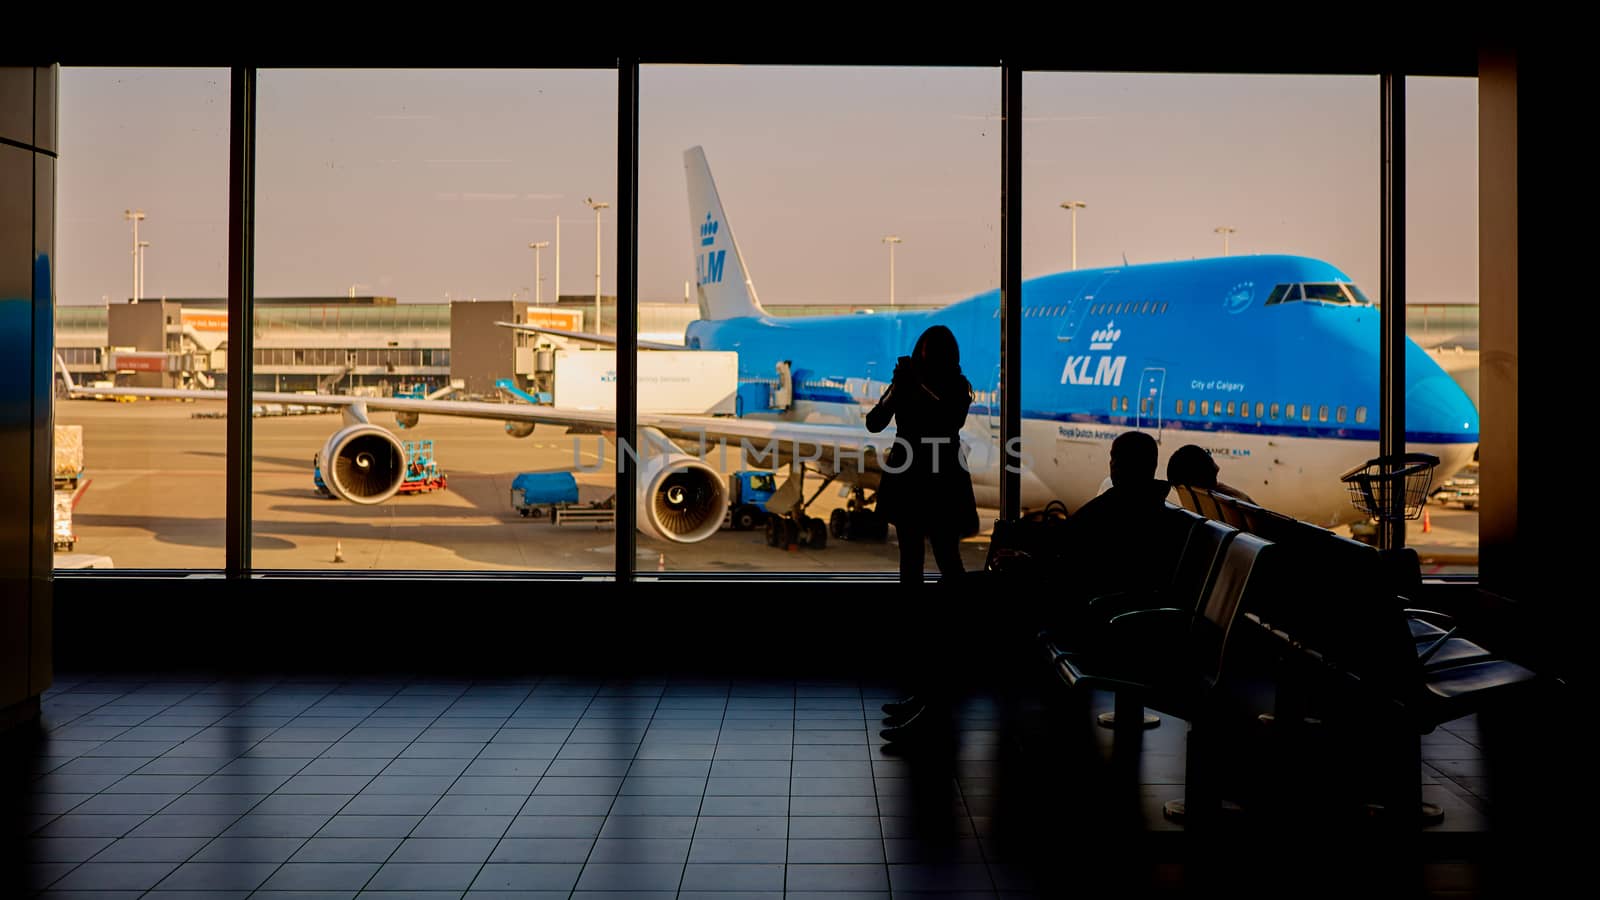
[251,68,617,571]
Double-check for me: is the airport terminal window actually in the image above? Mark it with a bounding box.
[1406,75,1480,575]
[643,64,998,573]
[252,68,617,572]
[1026,69,1382,568]
[46,67,1462,581]
[53,67,231,570]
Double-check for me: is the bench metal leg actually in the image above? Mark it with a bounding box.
[1097,689,1161,732]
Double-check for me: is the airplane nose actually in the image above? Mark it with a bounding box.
[1405,343,1479,443]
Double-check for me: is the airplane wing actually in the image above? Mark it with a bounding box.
[494,321,686,351]
[67,383,617,431]
[64,382,901,463]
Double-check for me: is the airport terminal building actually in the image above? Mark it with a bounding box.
[52,295,964,398]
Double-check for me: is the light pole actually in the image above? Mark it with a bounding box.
[554,215,560,308]
[123,209,145,301]
[882,235,903,306]
[586,199,609,333]
[1060,201,1086,270]
[137,240,150,300]
[1214,225,1237,256]
[529,241,550,305]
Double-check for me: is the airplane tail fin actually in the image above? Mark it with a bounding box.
[684,146,764,321]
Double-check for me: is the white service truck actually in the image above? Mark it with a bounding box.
[552,350,739,414]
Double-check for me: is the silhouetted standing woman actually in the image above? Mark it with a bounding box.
[866,324,980,584]
[866,325,979,742]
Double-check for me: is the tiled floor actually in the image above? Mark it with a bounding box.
[6,673,1497,898]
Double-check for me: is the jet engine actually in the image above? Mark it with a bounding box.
[635,428,728,543]
[317,423,406,504]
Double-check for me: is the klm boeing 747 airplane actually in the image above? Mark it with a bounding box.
[69,146,1479,547]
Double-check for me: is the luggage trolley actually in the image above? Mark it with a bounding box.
[1341,452,1440,545]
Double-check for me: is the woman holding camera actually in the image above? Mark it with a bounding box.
[865,324,980,741]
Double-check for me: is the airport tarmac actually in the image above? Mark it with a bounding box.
[54,397,1480,574]
[54,398,988,573]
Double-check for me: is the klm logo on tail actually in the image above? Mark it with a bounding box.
[697,213,726,285]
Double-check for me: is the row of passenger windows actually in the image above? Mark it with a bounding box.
[1090,300,1167,316]
[1101,395,1370,425]
[1154,396,1369,424]
[990,300,1170,319]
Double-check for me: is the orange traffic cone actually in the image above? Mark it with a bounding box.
[1421,509,1431,534]
[333,540,345,563]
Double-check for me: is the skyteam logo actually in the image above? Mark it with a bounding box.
[697,213,727,286]
[1062,319,1127,387]
[1224,281,1255,315]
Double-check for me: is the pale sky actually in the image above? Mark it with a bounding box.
[56,67,1477,308]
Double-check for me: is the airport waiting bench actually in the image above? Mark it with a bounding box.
[1033,486,1553,826]
[1174,485,1499,672]
[1040,507,1282,825]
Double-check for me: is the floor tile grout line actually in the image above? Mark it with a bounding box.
[147,674,346,899]
[452,673,571,897]
[680,677,732,898]
[865,680,892,894]
[33,673,324,896]
[559,677,663,899]
[326,674,535,899]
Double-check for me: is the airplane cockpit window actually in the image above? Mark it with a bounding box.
[1302,283,1357,305]
[1344,283,1374,305]
[1265,284,1291,305]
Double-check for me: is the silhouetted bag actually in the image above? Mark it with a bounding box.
[985,500,1071,575]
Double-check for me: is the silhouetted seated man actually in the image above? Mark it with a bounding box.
[1166,443,1257,504]
[1060,431,1173,607]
